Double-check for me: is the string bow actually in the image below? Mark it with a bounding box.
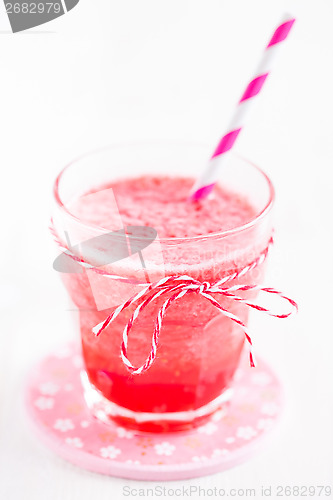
[92,272,297,375]
[50,223,297,376]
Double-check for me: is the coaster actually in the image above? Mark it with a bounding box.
[24,343,284,480]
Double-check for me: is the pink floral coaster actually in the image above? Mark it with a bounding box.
[24,344,283,480]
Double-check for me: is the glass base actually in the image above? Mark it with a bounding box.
[81,371,233,432]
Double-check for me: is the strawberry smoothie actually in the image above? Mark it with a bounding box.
[57,172,271,432]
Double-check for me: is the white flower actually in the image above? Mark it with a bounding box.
[154,442,176,456]
[211,409,225,422]
[34,397,54,410]
[192,455,209,462]
[236,426,258,440]
[39,382,59,395]
[251,372,272,386]
[257,418,274,431]
[125,459,140,465]
[212,448,229,458]
[225,436,235,444]
[80,420,90,428]
[54,418,75,432]
[261,402,279,416]
[65,437,83,448]
[100,445,121,459]
[116,427,134,439]
[197,422,218,435]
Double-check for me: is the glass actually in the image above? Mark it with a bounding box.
[52,143,274,432]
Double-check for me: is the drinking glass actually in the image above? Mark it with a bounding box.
[52,143,274,432]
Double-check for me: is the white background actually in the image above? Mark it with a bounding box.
[0,0,332,498]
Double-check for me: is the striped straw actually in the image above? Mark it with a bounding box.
[190,13,295,201]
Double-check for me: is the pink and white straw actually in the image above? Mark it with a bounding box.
[190,14,295,201]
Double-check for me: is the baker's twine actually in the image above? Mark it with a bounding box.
[50,225,297,375]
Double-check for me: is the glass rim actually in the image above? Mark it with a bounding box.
[53,142,275,244]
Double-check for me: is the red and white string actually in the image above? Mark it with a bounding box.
[50,224,297,375]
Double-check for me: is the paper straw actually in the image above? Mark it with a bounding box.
[190,13,295,202]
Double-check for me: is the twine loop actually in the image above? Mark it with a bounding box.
[50,224,297,376]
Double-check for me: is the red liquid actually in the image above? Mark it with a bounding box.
[62,176,267,431]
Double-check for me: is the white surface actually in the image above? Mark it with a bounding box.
[0,1,332,498]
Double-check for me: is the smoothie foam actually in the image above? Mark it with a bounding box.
[69,175,256,238]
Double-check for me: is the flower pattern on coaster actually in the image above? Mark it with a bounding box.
[53,418,75,432]
[25,343,284,481]
[116,427,135,439]
[257,418,274,431]
[261,402,279,416]
[154,442,176,456]
[100,446,122,459]
[192,455,209,462]
[39,382,60,395]
[65,437,83,448]
[197,422,218,435]
[236,426,258,440]
[34,397,54,410]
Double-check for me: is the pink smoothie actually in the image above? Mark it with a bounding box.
[62,175,265,431]
[69,176,256,238]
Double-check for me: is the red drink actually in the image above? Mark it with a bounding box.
[53,145,274,432]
